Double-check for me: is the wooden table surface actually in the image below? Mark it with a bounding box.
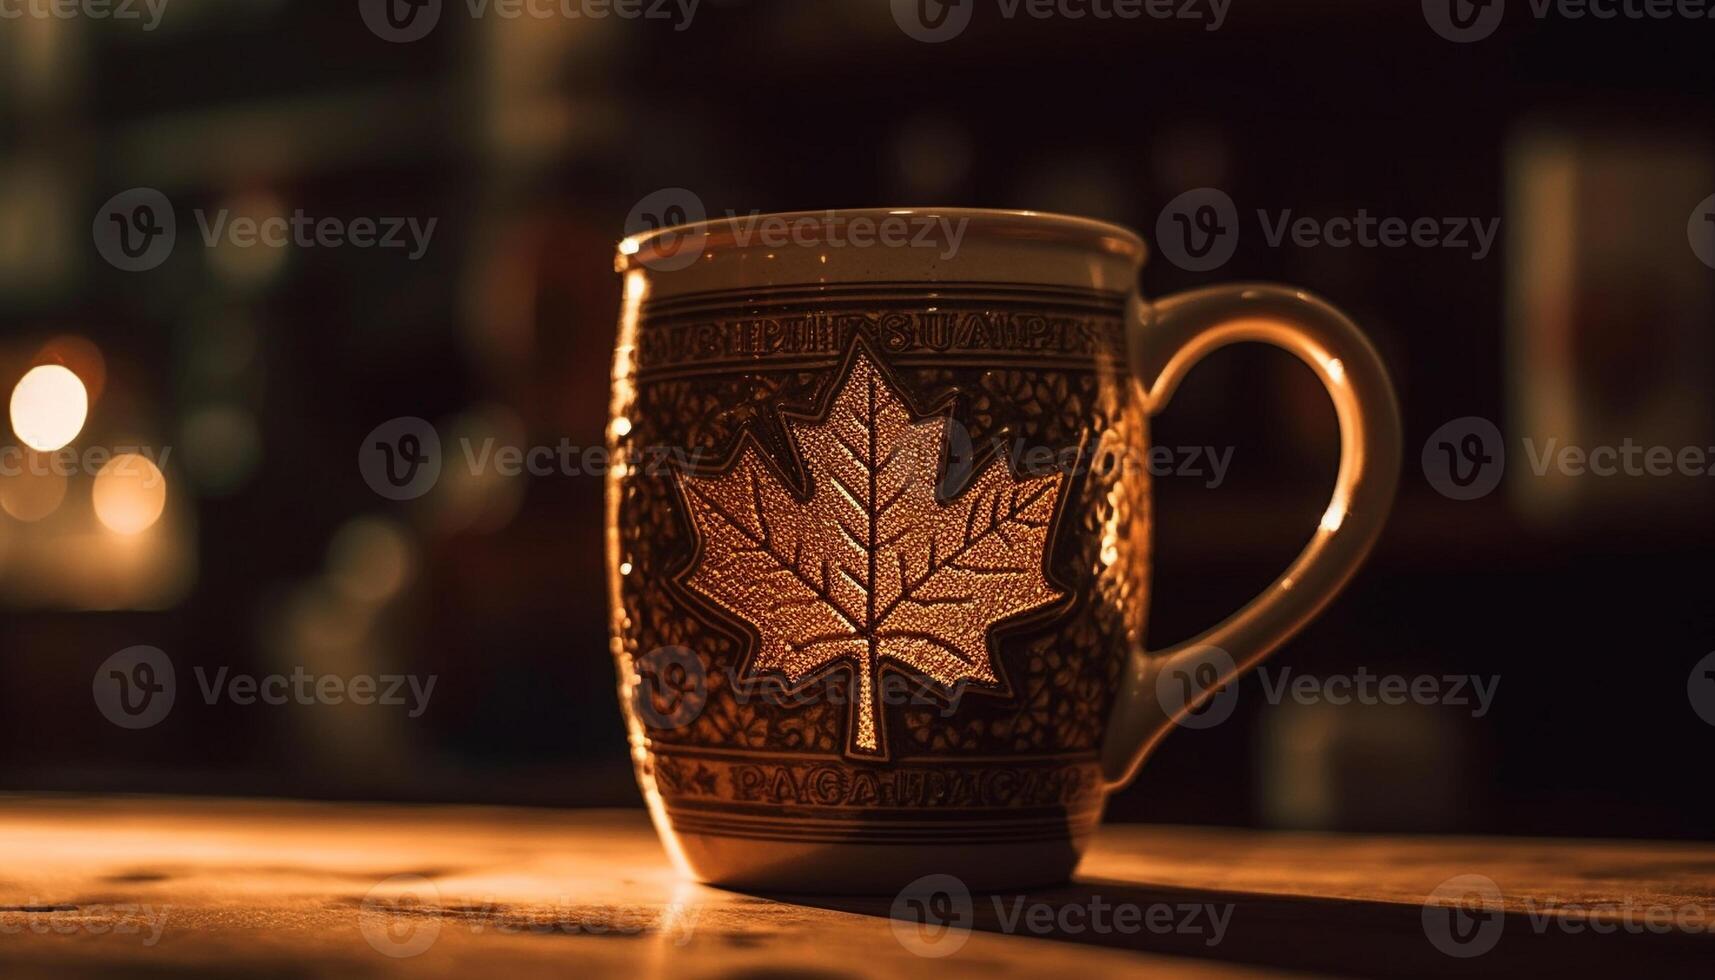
[0,796,1710,978]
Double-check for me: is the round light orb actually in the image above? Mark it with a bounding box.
[10,365,89,452]
[0,459,67,523]
[93,453,168,535]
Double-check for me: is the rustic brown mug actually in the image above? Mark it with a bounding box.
[607,207,1400,893]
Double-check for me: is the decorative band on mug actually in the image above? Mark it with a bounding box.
[661,822,1096,846]
[636,280,1131,319]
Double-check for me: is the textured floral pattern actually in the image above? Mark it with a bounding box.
[610,304,1146,762]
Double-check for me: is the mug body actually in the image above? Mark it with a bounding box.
[608,209,1150,892]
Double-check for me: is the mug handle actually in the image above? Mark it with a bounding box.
[1100,283,1403,788]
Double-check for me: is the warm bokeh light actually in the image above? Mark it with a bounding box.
[0,455,67,523]
[327,516,416,604]
[9,364,88,452]
[33,336,107,405]
[209,190,290,285]
[92,453,168,535]
[433,405,526,535]
[180,404,262,496]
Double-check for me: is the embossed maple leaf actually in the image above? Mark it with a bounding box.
[675,345,1066,758]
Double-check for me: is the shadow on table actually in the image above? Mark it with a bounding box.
[764,878,1715,978]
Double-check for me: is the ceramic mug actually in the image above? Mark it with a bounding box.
[607,208,1400,893]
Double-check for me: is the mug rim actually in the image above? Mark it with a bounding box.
[616,206,1147,271]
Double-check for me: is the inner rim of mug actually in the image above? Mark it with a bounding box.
[617,206,1146,269]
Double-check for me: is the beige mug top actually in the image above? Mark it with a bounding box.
[616,207,1146,298]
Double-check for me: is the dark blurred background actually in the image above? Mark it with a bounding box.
[1,0,1712,840]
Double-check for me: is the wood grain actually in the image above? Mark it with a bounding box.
[0,796,1708,978]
